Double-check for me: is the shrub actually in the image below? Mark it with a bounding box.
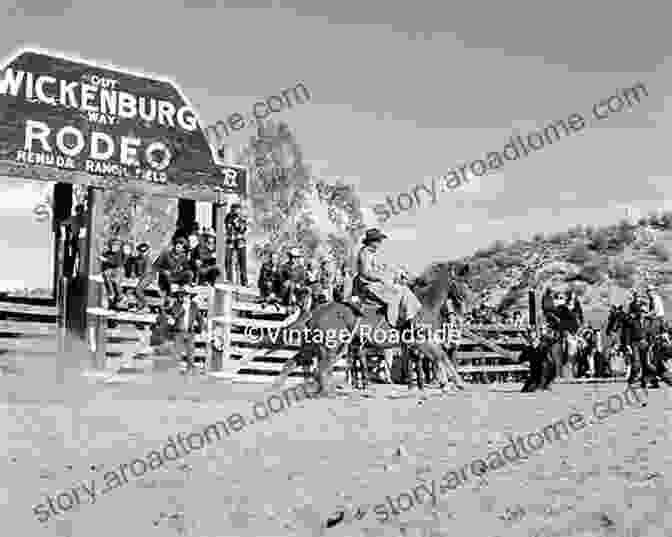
[661,211,672,229]
[548,231,570,244]
[492,254,524,269]
[609,260,637,280]
[612,225,636,248]
[567,225,585,238]
[589,230,610,252]
[532,232,545,243]
[566,242,592,264]
[649,242,671,262]
[615,275,636,289]
[577,261,604,284]
[638,217,649,226]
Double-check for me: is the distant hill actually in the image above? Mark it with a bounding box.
[421,213,672,325]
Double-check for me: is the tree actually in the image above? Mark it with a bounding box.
[236,119,365,268]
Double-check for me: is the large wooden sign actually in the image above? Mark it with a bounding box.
[0,48,246,201]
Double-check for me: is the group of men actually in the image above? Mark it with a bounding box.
[257,248,350,310]
[605,285,672,388]
[99,227,220,312]
[99,203,251,312]
[520,284,672,391]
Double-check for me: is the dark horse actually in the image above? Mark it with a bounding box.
[269,263,471,395]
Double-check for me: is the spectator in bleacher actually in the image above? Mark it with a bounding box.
[191,229,221,286]
[224,203,248,286]
[567,290,584,326]
[318,257,336,303]
[133,234,194,312]
[133,243,151,279]
[258,251,282,301]
[280,247,309,309]
[512,311,524,327]
[121,242,134,279]
[99,237,128,310]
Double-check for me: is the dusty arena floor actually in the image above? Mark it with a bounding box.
[1,357,671,537]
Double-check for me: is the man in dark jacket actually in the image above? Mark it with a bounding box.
[100,237,128,310]
[626,292,652,387]
[280,248,308,308]
[258,251,282,301]
[133,234,194,311]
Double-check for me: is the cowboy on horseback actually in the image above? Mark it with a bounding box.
[353,228,423,329]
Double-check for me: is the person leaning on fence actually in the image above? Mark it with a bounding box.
[133,234,194,312]
[224,203,248,286]
[258,251,282,301]
[318,257,336,303]
[305,260,321,308]
[151,286,204,372]
[99,237,128,310]
[190,228,221,286]
[280,248,309,309]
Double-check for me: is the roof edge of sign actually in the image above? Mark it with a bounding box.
[0,44,224,165]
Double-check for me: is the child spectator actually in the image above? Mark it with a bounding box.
[167,286,205,373]
[133,243,151,279]
[191,229,221,286]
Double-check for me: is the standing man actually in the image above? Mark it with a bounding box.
[626,291,651,387]
[280,248,308,309]
[224,203,248,286]
[258,251,282,301]
[133,234,193,312]
[645,284,665,336]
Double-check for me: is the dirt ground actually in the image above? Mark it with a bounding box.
[1,348,671,537]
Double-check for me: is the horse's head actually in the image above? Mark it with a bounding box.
[416,262,472,314]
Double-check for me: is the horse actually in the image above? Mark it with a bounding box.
[269,263,471,395]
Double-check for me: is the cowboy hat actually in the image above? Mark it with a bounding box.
[363,228,387,244]
[137,242,150,253]
[201,227,216,238]
[287,247,302,257]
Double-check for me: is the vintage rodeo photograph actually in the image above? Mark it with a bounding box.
[1,1,671,536]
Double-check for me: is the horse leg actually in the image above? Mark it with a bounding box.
[415,352,424,390]
[271,357,299,390]
[315,345,349,396]
[361,350,369,390]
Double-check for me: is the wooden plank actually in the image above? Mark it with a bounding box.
[0,321,57,338]
[456,351,521,360]
[467,324,530,332]
[87,307,156,324]
[0,301,58,316]
[215,283,260,297]
[457,365,528,373]
[461,327,518,360]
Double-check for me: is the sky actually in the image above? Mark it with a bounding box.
[0,0,671,273]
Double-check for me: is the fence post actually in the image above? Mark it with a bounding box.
[206,286,216,371]
[90,279,107,370]
[221,285,233,366]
